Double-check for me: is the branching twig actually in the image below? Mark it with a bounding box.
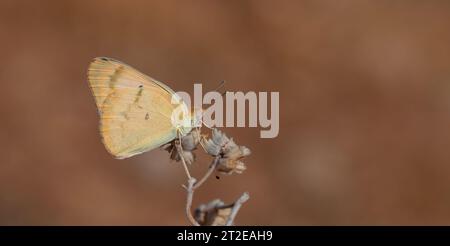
[193,156,220,190]
[184,178,199,226]
[183,156,219,226]
[177,128,251,226]
[226,192,250,226]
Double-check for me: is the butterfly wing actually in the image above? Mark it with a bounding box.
[88,57,185,159]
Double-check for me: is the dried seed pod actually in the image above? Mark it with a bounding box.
[194,199,232,226]
[203,128,230,156]
[217,159,247,174]
[202,129,251,174]
[163,129,202,165]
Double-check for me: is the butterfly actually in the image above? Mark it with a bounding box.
[87,57,195,159]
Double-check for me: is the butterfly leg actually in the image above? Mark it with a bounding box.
[194,127,209,153]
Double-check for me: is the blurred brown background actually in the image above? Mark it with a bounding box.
[1,0,450,225]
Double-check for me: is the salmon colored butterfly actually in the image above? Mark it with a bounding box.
[87,57,193,159]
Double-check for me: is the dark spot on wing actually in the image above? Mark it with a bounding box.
[215,176,220,180]
[109,66,123,89]
[100,57,108,61]
[134,86,144,104]
[120,111,129,120]
[145,113,150,120]
[139,85,143,88]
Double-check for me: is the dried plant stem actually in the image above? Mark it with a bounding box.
[226,192,250,226]
[193,156,220,190]
[178,128,250,226]
[184,178,200,226]
[183,157,219,226]
[175,138,192,180]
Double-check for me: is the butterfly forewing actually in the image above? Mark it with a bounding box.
[88,57,183,158]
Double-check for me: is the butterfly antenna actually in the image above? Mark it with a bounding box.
[214,80,226,94]
[214,80,228,97]
[199,80,227,129]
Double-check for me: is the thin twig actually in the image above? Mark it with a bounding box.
[225,192,250,226]
[184,178,199,226]
[193,155,220,190]
[175,135,192,180]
